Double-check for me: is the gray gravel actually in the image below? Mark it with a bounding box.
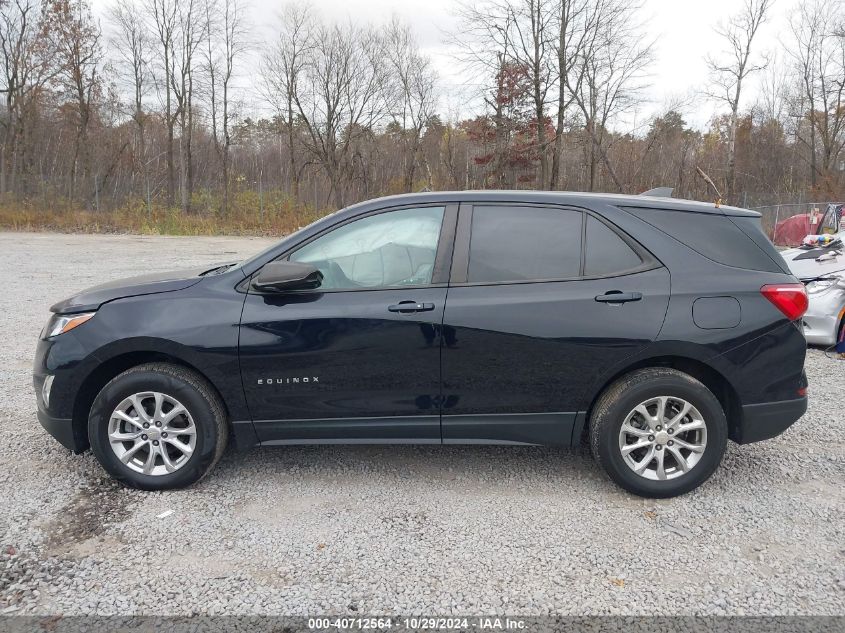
[0,232,843,616]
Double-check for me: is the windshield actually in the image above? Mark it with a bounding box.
[233,223,318,273]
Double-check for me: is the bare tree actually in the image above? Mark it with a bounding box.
[452,0,519,187]
[292,19,389,208]
[205,0,248,214]
[788,0,845,191]
[508,0,555,188]
[146,0,177,206]
[109,0,151,211]
[41,0,102,204]
[171,0,207,213]
[261,3,313,201]
[383,16,437,192]
[0,0,54,194]
[568,0,653,192]
[706,0,772,204]
[0,0,843,223]
[549,0,591,189]
[454,0,557,187]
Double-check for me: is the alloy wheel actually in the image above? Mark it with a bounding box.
[618,396,707,481]
[107,391,197,476]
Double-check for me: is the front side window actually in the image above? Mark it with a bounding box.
[468,206,583,283]
[289,206,445,290]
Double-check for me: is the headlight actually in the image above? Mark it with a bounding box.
[45,312,96,338]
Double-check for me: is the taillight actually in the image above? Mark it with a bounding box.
[760,283,809,321]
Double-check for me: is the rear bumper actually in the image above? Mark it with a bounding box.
[735,396,808,444]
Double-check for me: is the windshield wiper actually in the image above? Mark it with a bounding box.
[800,273,842,283]
[199,262,238,276]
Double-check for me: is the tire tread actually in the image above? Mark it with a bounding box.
[89,362,228,489]
[589,367,727,498]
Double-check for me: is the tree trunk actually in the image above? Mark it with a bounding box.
[165,40,175,208]
[587,121,596,191]
[327,159,343,208]
[287,99,298,200]
[186,71,194,214]
[550,2,568,191]
[531,3,547,189]
[535,95,547,189]
[809,111,817,189]
[403,133,420,192]
[222,79,230,215]
[726,105,738,204]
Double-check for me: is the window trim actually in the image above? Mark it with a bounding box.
[242,203,458,295]
[450,202,660,287]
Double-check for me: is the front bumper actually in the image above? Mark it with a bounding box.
[802,312,839,346]
[33,332,94,454]
[36,407,85,453]
[735,396,808,444]
[802,288,845,346]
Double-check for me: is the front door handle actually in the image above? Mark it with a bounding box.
[595,291,643,304]
[388,301,435,313]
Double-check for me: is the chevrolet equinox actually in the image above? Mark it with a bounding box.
[33,192,809,497]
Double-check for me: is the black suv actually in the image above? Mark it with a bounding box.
[33,192,809,497]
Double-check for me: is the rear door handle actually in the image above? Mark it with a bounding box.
[388,301,435,313]
[595,291,643,304]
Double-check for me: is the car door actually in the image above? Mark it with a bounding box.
[239,204,456,443]
[441,203,670,446]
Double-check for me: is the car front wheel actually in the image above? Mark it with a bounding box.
[590,367,728,498]
[88,362,227,490]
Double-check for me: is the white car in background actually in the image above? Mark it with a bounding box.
[782,232,845,346]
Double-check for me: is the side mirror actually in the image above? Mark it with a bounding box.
[252,261,323,293]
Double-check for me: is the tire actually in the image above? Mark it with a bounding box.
[590,367,728,498]
[88,362,227,490]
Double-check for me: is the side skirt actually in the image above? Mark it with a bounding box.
[442,412,580,447]
[239,412,585,448]
[254,415,441,445]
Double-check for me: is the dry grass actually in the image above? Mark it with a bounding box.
[0,190,330,236]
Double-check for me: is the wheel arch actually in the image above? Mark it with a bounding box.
[71,349,231,453]
[583,354,742,444]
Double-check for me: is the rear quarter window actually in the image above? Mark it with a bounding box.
[622,207,784,273]
[585,215,643,276]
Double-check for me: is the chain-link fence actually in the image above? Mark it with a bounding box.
[750,202,840,237]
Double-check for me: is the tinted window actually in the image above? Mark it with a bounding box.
[289,206,444,289]
[584,216,643,276]
[623,207,782,272]
[468,206,582,282]
[730,216,789,273]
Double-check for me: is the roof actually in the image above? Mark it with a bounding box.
[338,190,761,218]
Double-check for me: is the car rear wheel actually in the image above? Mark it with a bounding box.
[590,367,728,498]
[88,363,227,490]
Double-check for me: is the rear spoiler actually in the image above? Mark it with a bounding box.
[640,187,674,198]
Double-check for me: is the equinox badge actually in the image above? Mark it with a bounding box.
[257,377,320,385]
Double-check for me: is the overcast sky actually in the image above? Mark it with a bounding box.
[100,0,796,131]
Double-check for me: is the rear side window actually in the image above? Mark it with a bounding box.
[730,216,790,273]
[623,207,783,272]
[585,216,643,276]
[468,206,582,282]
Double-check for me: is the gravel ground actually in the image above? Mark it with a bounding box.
[0,231,843,617]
